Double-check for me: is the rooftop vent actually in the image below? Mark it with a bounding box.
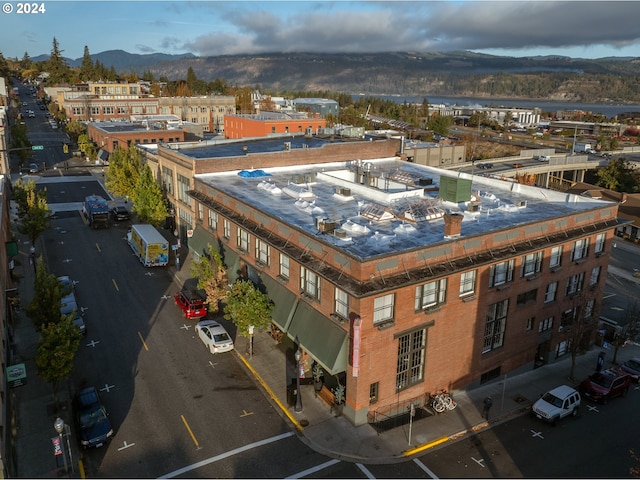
[334,229,348,239]
[335,187,352,197]
[468,203,480,212]
[517,200,527,207]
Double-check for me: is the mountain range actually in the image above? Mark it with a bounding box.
[33,50,640,102]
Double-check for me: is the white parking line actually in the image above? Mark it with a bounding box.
[157,431,295,479]
[414,458,439,479]
[284,459,340,479]
[356,463,376,478]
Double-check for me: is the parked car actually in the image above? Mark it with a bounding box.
[477,163,494,169]
[579,368,632,403]
[58,276,85,335]
[531,385,580,425]
[28,163,41,173]
[174,290,208,319]
[74,387,113,448]
[195,320,234,354]
[111,205,130,221]
[619,357,640,382]
[27,110,35,118]
[538,155,550,162]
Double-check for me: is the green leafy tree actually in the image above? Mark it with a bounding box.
[224,280,274,339]
[595,157,639,192]
[35,315,81,401]
[13,179,50,245]
[427,114,453,136]
[25,257,64,331]
[65,120,86,145]
[9,122,32,166]
[105,146,142,200]
[190,244,228,314]
[131,165,168,225]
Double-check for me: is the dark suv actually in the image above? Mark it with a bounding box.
[74,387,113,448]
[579,368,632,404]
[174,290,208,319]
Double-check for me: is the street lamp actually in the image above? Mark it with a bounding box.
[294,347,303,412]
[53,417,72,476]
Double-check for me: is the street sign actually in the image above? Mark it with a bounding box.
[31,145,44,150]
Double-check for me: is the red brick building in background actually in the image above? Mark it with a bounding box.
[224,112,326,139]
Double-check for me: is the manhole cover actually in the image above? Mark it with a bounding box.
[300,419,309,427]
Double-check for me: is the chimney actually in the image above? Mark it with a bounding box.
[443,213,463,238]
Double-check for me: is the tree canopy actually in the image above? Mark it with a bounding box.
[595,157,640,193]
[190,245,228,314]
[224,280,274,338]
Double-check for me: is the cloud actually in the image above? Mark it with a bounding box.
[174,1,640,57]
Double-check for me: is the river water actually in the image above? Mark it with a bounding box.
[356,94,640,118]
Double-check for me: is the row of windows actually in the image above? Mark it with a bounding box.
[71,105,156,115]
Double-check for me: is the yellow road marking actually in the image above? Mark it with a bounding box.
[404,436,449,456]
[181,415,200,448]
[138,332,149,351]
[112,278,119,292]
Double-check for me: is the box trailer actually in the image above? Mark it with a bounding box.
[127,224,169,267]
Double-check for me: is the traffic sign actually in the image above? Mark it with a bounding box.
[31,145,44,150]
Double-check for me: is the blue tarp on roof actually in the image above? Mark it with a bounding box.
[238,170,271,178]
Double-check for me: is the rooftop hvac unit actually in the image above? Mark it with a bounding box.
[283,142,291,151]
[292,174,305,184]
[334,229,348,239]
[336,187,352,196]
[315,217,327,229]
[319,221,337,233]
[417,178,433,186]
[517,200,527,207]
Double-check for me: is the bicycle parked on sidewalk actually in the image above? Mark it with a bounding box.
[429,389,457,413]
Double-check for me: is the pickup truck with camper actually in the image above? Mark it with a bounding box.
[127,224,169,267]
[83,195,110,229]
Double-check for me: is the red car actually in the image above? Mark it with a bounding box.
[579,368,632,404]
[174,290,208,319]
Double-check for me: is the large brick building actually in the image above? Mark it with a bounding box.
[146,134,623,426]
[224,112,326,139]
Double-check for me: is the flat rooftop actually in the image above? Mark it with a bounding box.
[197,159,615,261]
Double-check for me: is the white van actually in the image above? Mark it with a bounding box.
[538,155,551,162]
[531,385,580,424]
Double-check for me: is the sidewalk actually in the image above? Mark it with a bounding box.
[233,326,640,463]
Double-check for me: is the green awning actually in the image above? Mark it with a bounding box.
[187,226,215,258]
[187,226,240,282]
[287,301,348,376]
[261,275,298,331]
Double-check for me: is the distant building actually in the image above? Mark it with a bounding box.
[293,98,339,117]
[224,112,327,139]
[87,120,190,155]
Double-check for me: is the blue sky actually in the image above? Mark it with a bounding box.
[2,1,640,60]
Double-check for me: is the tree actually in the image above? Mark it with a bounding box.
[9,122,31,166]
[46,37,70,84]
[35,315,81,402]
[65,120,86,144]
[190,244,228,314]
[427,114,453,136]
[13,179,50,246]
[79,45,94,81]
[25,257,64,331]
[131,164,168,226]
[595,157,639,192]
[566,287,600,381]
[224,280,274,339]
[105,146,143,200]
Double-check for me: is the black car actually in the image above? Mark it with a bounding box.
[74,387,113,448]
[111,206,130,221]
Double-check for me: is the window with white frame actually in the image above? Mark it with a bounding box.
[223,219,230,239]
[590,266,601,286]
[550,246,562,268]
[566,272,585,296]
[279,253,289,279]
[255,239,270,265]
[585,299,595,318]
[237,228,250,252]
[373,293,395,325]
[544,281,558,303]
[334,288,349,320]
[208,210,218,231]
[571,238,589,261]
[197,203,203,221]
[459,270,477,297]
[489,259,515,287]
[483,299,508,353]
[177,173,191,206]
[415,279,447,310]
[539,316,553,333]
[300,266,320,300]
[521,251,543,277]
[396,329,426,391]
[594,233,606,254]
